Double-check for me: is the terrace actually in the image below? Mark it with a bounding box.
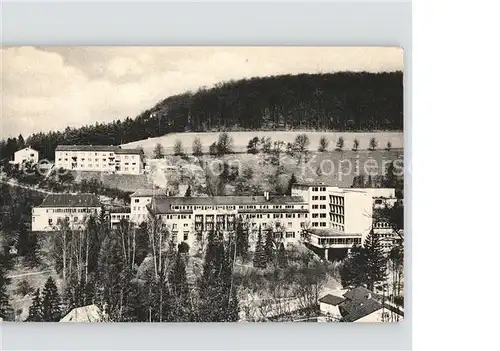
[306,228,362,249]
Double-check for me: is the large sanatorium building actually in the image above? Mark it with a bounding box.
[32,182,399,256]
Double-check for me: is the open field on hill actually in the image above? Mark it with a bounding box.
[121,131,404,156]
[163,148,403,192]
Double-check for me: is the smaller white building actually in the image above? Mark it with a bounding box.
[11,147,39,165]
[130,188,168,225]
[318,293,345,320]
[32,194,102,231]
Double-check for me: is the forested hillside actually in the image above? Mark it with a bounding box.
[1,72,403,161]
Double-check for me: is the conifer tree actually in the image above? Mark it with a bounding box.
[287,173,297,195]
[340,245,369,288]
[364,230,387,290]
[41,276,62,321]
[169,251,191,321]
[365,174,374,188]
[253,226,267,269]
[226,279,240,322]
[123,280,148,322]
[277,242,288,268]
[0,256,14,321]
[235,220,248,260]
[16,223,30,256]
[265,228,275,263]
[24,232,41,268]
[26,289,43,322]
[197,229,237,322]
[184,185,192,197]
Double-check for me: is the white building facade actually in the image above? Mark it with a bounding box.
[147,192,308,249]
[54,145,144,175]
[11,147,39,165]
[124,184,399,255]
[291,183,400,257]
[32,194,101,231]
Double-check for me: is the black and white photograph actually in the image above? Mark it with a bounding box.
[0,46,404,323]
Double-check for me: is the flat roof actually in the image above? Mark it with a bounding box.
[150,195,306,214]
[55,144,142,154]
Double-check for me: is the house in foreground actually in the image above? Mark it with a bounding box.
[338,286,404,323]
[318,293,345,320]
[59,305,107,322]
[32,194,101,231]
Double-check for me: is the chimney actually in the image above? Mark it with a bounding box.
[264,191,270,201]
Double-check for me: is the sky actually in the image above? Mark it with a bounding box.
[1,46,403,139]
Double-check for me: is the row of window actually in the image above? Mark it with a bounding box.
[312,187,327,192]
[312,204,327,209]
[45,216,80,225]
[171,204,304,211]
[330,214,345,224]
[312,196,327,201]
[330,195,345,206]
[58,151,137,158]
[318,237,361,245]
[331,223,345,231]
[59,160,138,166]
[312,213,327,218]
[374,222,392,228]
[329,205,345,215]
[111,214,130,221]
[312,222,328,227]
[44,208,97,214]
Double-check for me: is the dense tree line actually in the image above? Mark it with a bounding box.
[0,72,402,162]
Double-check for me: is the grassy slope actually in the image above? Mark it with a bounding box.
[200,149,404,190]
[70,171,151,193]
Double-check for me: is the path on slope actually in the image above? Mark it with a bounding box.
[0,178,55,194]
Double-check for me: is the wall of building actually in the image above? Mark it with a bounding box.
[14,148,39,165]
[55,150,143,175]
[319,302,342,319]
[115,154,143,174]
[343,191,373,241]
[32,206,101,231]
[154,205,308,249]
[130,195,153,224]
[354,308,387,323]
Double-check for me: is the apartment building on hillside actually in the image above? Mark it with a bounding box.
[32,194,101,231]
[54,145,144,175]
